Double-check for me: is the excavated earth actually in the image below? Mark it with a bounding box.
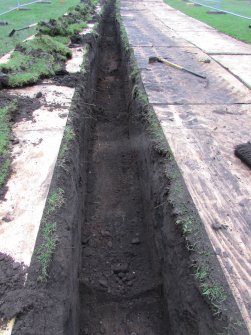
[79,12,166,335]
[0,1,247,335]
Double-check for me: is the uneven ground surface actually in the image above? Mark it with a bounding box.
[120,0,251,332]
[79,10,167,335]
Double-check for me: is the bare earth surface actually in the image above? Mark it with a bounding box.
[121,0,251,332]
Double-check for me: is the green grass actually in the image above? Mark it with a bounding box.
[58,125,75,170]
[36,187,65,281]
[194,265,209,281]
[200,282,227,315]
[36,222,57,281]
[0,0,98,87]
[164,0,251,44]
[46,188,65,215]
[0,102,16,188]
[0,0,81,56]
[0,35,72,87]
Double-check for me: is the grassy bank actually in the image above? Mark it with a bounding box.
[0,0,81,56]
[164,0,251,44]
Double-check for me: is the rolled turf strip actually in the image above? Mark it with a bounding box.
[234,142,251,169]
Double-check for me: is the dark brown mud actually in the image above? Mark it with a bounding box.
[79,10,168,335]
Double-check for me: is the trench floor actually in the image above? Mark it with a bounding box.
[79,11,167,335]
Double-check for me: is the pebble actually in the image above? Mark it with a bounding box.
[131,237,140,244]
[118,272,125,279]
[35,91,42,99]
[112,263,129,274]
[98,279,108,288]
[84,247,93,257]
[59,112,68,119]
[100,325,105,334]
[212,222,222,230]
[12,262,20,270]
[89,239,96,247]
[107,241,113,248]
[101,230,111,237]
[127,272,136,280]
[211,222,226,231]
[2,214,13,223]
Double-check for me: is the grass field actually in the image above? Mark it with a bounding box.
[164,0,251,44]
[197,0,251,17]
[0,0,80,56]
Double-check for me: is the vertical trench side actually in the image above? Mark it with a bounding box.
[79,2,167,335]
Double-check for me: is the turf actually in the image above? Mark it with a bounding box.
[0,102,16,188]
[0,0,81,56]
[164,0,251,44]
[0,0,98,87]
[0,35,72,87]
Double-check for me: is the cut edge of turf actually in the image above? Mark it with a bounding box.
[0,101,17,190]
[0,0,99,88]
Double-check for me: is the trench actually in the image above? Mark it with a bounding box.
[69,2,233,335]
[78,7,167,335]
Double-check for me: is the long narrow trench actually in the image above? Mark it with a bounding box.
[79,6,167,335]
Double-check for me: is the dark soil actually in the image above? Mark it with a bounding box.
[0,93,41,123]
[79,10,168,335]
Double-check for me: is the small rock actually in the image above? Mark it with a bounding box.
[118,272,125,279]
[12,139,19,145]
[215,247,222,256]
[82,327,89,335]
[89,239,96,247]
[130,332,137,335]
[100,325,105,334]
[2,214,13,222]
[239,199,247,207]
[127,272,136,280]
[127,281,133,287]
[59,112,68,118]
[84,247,93,257]
[35,91,42,99]
[112,263,129,274]
[82,236,91,245]
[107,241,113,248]
[0,21,8,26]
[101,230,111,237]
[98,279,108,288]
[12,262,20,270]
[211,222,226,231]
[131,237,140,244]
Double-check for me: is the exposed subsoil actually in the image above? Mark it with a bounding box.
[79,10,168,335]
